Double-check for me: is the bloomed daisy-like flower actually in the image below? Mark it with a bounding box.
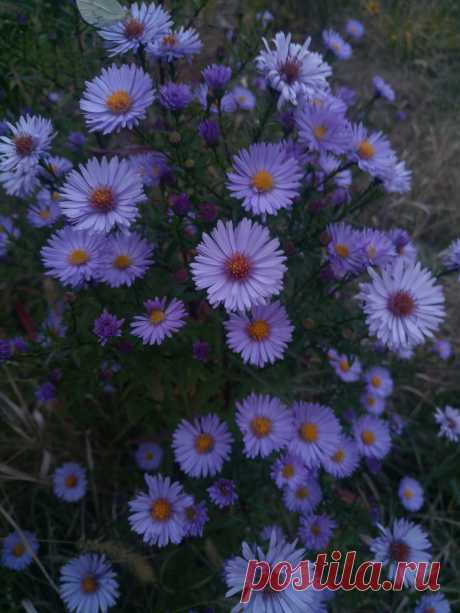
[98,232,153,287]
[98,2,172,57]
[129,150,170,187]
[27,195,61,228]
[184,498,209,537]
[322,29,352,60]
[53,462,87,503]
[59,554,119,613]
[346,19,365,39]
[130,297,187,345]
[365,366,393,398]
[208,478,238,508]
[41,227,104,287]
[360,228,396,268]
[227,143,302,215]
[433,338,452,361]
[1,530,38,571]
[290,402,342,468]
[353,415,391,459]
[0,114,54,173]
[441,238,460,279]
[147,26,202,61]
[373,75,395,102]
[370,519,431,587]
[283,477,323,513]
[388,228,418,264]
[399,476,424,512]
[60,156,146,233]
[328,349,362,382]
[80,64,155,134]
[256,32,331,107]
[381,158,412,194]
[129,473,192,547]
[322,436,360,477]
[434,406,460,442]
[326,222,367,279]
[224,532,326,613]
[358,259,445,351]
[296,102,351,155]
[134,441,163,472]
[298,513,337,551]
[415,593,451,613]
[39,155,73,182]
[0,166,40,198]
[191,219,287,312]
[172,413,233,478]
[271,451,308,490]
[236,393,293,458]
[349,122,395,179]
[225,302,293,368]
[360,390,385,415]
[232,86,256,110]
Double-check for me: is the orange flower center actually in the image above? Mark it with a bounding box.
[113,254,132,270]
[388,291,415,317]
[81,575,98,594]
[339,359,350,373]
[361,430,376,445]
[150,498,172,521]
[51,191,61,201]
[12,543,26,558]
[106,89,132,114]
[14,134,35,156]
[247,320,270,342]
[162,34,177,46]
[403,488,413,499]
[195,433,215,454]
[90,186,115,212]
[296,486,310,500]
[313,125,327,140]
[334,243,350,258]
[282,463,295,478]
[332,449,345,463]
[39,209,50,220]
[300,423,318,443]
[250,416,272,438]
[225,253,251,281]
[367,395,376,407]
[149,309,165,325]
[65,474,78,488]
[251,170,274,193]
[358,140,375,159]
[371,375,382,388]
[68,249,89,266]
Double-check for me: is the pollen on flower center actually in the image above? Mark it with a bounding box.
[14,134,35,156]
[65,474,78,488]
[280,59,301,85]
[68,249,89,266]
[225,253,252,281]
[251,170,274,193]
[403,488,413,500]
[358,140,376,159]
[389,540,410,562]
[149,309,166,325]
[151,498,172,521]
[39,209,51,219]
[251,416,272,438]
[113,254,132,270]
[12,543,26,558]
[314,125,327,140]
[124,18,144,39]
[163,34,177,46]
[388,291,416,317]
[371,375,382,388]
[195,432,215,454]
[282,463,295,478]
[296,486,310,500]
[300,422,318,443]
[335,243,350,258]
[106,89,132,114]
[247,319,270,341]
[333,449,345,463]
[51,191,61,201]
[90,186,116,212]
[361,430,376,445]
[81,575,98,594]
[339,359,350,373]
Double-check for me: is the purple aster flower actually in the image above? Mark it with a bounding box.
[130,297,187,345]
[399,476,424,512]
[290,402,342,468]
[415,593,451,613]
[0,339,12,362]
[256,10,274,26]
[129,150,170,187]
[256,32,331,107]
[323,29,352,60]
[159,82,193,111]
[441,238,460,278]
[326,222,366,278]
[433,338,452,361]
[360,228,397,268]
[381,158,412,194]
[192,339,210,362]
[59,553,119,613]
[349,123,396,179]
[260,524,286,543]
[388,228,418,264]
[98,2,172,57]
[191,219,287,312]
[328,349,362,382]
[27,196,61,228]
[39,155,73,182]
[225,301,293,368]
[207,478,238,508]
[0,166,39,198]
[93,310,124,346]
[172,413,233,478]
[271,451,309,490]
[0,114,54,174]
[370,519,431,587]
[53,462,87,503]
[224,532,326,612]
[41,227,104,288]
[1,530,38,571]
[227,142,302,215]
[373,75,395,102]
[236,393,293,458]
[67,131,86,150]
[10,337,28,353]
[296,103,351,155]
[358,259,445,350]
[434,406,460,442]
[134,441,163,472]
[335,85,358,106]
[360,391,385,415]
[198,119,220,146]
[298,513,337,551]
[283,477,322,513]
[80,64,155,134]
[346,19,365,39]
[128,473,192,547]
[232,86,256,110]
[98,232,153,287]
[35,381,57,403]
[184,498,209,537]
[147,27,202,61]
[322,436,360,478]
[170,192,192,216]
[202,64,232,90]
[60,156,146,233]
[353,415,391,459]
[365,366,393,397]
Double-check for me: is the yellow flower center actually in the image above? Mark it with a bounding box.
[12,543,26,558]
[251,416,272,438]
[39,209,50,220]
[149,309,165,325]
[282,463,295,478]
[195,433,215,454]
[403,488,413,500]
[251,170,274,193]
[358,140,375,160]
[361,430,376,445]
[333,449,345,463]
[68,249,89,266]
[150,498,171,521]
[163,34,177,46]
[106,89,132,114]
[313,125,327,140]
[247,320,270,342]
[300,423,318,443]
[339,359,350,373]
[81,576,98,594]
[334,243,350,257]
[371,375,382,388]
[113,254,132,270]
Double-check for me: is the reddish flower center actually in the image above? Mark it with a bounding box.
[81,575,98,594]
[14,134,35,156]
[358,140,375,159]
[247,319,270,341]
[387,291,416,317]
[225,253,251,281]
[65,474,78,488]
[12,543,26,558]
[280,59,301,84]
[195,433,215,454]
[447,418,456,430]
[106,89,132,114]
[90,187,116,212]
[162,34,177,47]
[151,498,172,521]
[251,416,272,438]
[299,422,318,443]
[124,18,144,39]
[389,540,410,562]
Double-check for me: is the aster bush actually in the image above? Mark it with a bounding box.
[0,1,459,612]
